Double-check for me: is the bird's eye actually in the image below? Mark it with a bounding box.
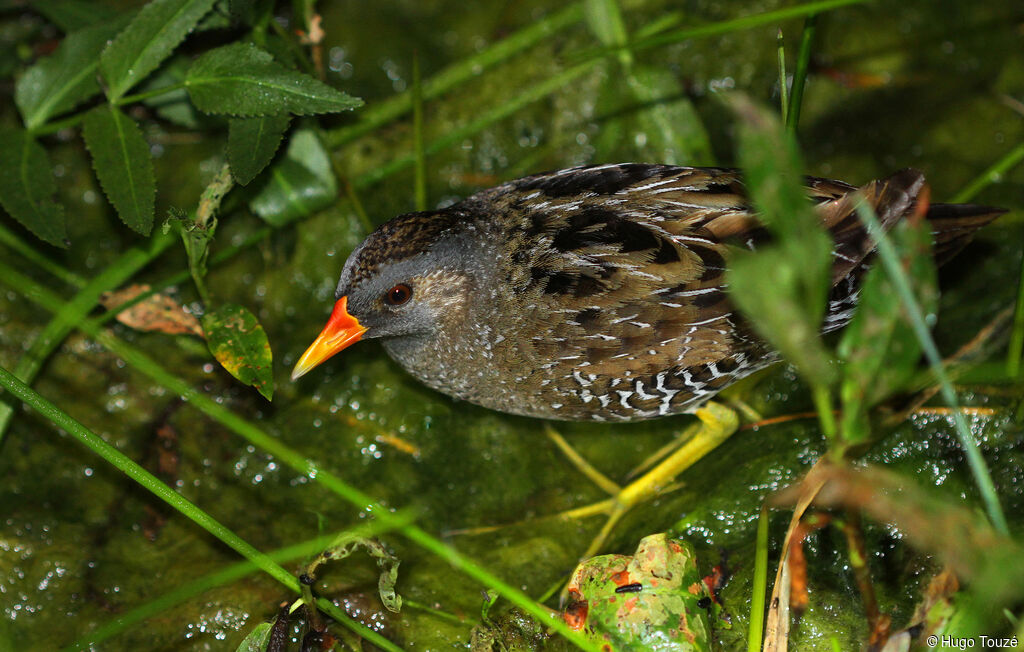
[384,284,413,306]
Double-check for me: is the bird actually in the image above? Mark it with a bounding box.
[291,163,1001,417]
[290,163,1002,556]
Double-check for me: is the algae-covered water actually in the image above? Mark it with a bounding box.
[1,0,1022,649]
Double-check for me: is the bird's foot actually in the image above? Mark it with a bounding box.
[551,401,740,562]
[448,402,739,568]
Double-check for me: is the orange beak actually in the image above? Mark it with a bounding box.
[291,296,367,380]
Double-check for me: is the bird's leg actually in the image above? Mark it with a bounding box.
[449,402,739,555]
[623,397,757,481]
[553,401,739,561]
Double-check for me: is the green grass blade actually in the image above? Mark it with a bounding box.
[580,0,870,60]
[324,3,585,148]
[412,53,427,212]
[584,0,632,68]
[786,14,818,134]
[0,229,175,444]
[0,263,601,652]
[0,365,401,652]
[0,222,84,287]
[853,200,1008,535]
[950,142,1024,203]
[747,505,770,652]
[777,29,788,123]
[354,60,599,190]
[1008,251,1024,377]
[64,520,412,651]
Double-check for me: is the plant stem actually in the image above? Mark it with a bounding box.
[412,53,427,212]
[812,384,837,441]
[853,201,1008,535]
[777,29,789,124]
[787,14,818,134]
[747,504,770,652]
[1008,250,1024,377]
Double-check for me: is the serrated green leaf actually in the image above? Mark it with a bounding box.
[838,219,937,442]
[249,128,337,225]
[100,0,218,100]
[228,114,291,185]
[16,20,126,130]
[202,304,274,400]
[0,126,67,247]
[81,105,156,235]
[185,42,363,116]
[234,622,272,652]
[32,0,117,31]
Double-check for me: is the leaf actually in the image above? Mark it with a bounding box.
[81,105,156,235]
[837,218,937,443]
[725,94,835,388]
[15,19,127,130]
[132,54,210,129]
[0,126,67,247]
[234,622,272,652]
[32,0,118,31]
[249,128,337,226]
[100,0,218,100]
[100,284,204,336]
[202,304,274,400]
[728,249,836,386]
[305,536,403,614]
[228,114,291,185]
[185,42,363,116]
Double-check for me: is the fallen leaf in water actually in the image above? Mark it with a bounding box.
[100,284,203,337]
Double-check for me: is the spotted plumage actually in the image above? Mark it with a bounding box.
[295,164,1003,421]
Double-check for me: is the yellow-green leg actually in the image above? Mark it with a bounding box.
[553,401,739,561]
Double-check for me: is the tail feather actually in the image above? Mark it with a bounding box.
[925,202,1006,265]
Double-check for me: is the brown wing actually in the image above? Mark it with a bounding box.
[488,166,758,390]
[479,164,960,419]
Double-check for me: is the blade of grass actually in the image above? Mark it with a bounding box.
[0,222,85,287]
[0,262,601,652]
[0,229,175,445]
[325,3,585,148]
[0,366,400,652]
[950,142,1024,203]
[354,60,600,190]
[64,518,412,651]
[412,53,427,212]
[748,504,770,652]
[577,0,869,61]
[786,14,817,134]
[776,29,788,124]
[853,200,1008,535]
[1008,251,1024,377]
